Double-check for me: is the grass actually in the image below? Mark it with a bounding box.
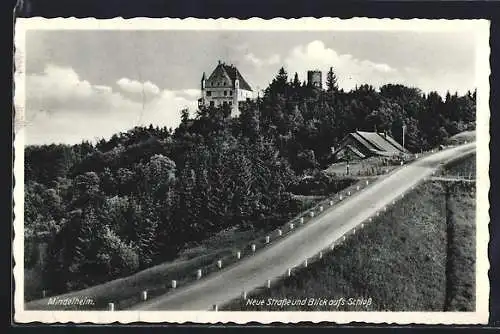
[442,153,476,178]
[224,181,450,311]
[25,247,234,310]
[223,158,476,312]
[444,182,476,311]
[445,130,476,145]
[323,156,401,178]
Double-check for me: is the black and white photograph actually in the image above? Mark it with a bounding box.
[13,18,490,324]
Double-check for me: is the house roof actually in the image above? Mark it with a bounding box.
[356,131,409,154]
[345,144,366,159]
[333,131,408,158]
[205,62,253,91]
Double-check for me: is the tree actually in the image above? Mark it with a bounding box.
[265,67,289,98]
[292,72,301,89]
[326,67,339,92]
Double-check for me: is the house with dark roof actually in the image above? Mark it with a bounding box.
[332,131,410,161]
[198,61,253,117]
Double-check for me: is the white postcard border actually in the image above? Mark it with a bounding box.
[13,17,491,324]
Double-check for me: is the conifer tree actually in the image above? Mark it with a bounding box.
[326,67,339,92]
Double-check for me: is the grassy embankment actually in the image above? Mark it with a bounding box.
[25,174,359,310]
[324,156,401,178]
[445,130,476,145]
[223,156,476,312]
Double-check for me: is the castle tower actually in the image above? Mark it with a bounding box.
[233,70,240,116]
[199,72,207,108]
[307,70,322,89]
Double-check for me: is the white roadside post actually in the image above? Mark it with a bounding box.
[319,251,323,259]
[197,269,202,279]
[42,290,47,298]
[304,259,308,268]
[289,223,294,230]
[277,229,282,236]
[171,280,177,289]
[339,195,343,201]
[141,290,148,301]
[236,251,241,260]
[267,279,271,289]
[108,303,115,311]
[265,235,270,244]
[352,228,356,235]
[217,260,222,269]
[242,291,247,300]
[329,200,333,206]
[356,185,360,191]
[251,244,256,253]
[213,304,218,311]
[309,211,315,218]
[300,217,304,224]
[287,268,292,277]
[319,206,324,212]
[366,180,369,185]
[330,243,335,251]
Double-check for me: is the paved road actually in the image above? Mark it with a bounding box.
[132,143,476,311]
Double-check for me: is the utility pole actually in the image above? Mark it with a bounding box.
[401,124,406,163]
[402,124,406,151]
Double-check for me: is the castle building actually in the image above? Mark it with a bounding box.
[198,61,253,117]
[307,70,322,89]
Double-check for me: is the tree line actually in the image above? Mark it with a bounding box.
[24,67,476,295]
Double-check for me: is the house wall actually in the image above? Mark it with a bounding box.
[200,82,253,117]
[203,86,235,107]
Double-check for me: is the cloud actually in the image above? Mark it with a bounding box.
[116,78,160,96]
[24,65,198,145]
[283,40,398,90]
[245,53,281,67]
[280,40,474,95]
[179,89,201,98]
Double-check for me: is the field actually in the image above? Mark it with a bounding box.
[223,156,476,312]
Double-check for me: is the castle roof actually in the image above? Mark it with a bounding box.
[205,62,253,91]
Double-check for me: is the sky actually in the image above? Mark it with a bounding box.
[22,29,478,145]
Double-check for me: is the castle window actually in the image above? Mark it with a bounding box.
[224,91,227,96]
[229,101,232,105]
[229,91,233,96]
[206,91,211,97]
[210,101,215,107]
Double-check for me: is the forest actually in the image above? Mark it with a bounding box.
[24,67,476,296]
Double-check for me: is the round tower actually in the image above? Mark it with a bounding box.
[200,72,207,106]
[232,71,240,117]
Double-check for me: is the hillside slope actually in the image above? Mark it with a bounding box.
[223,157,476,312]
